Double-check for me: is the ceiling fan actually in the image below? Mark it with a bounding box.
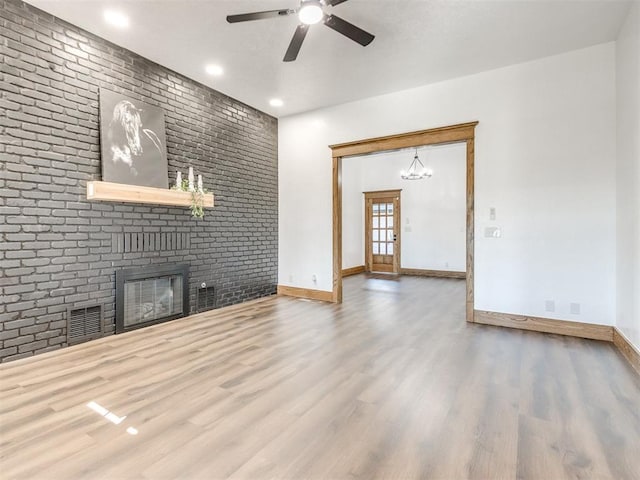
[226,0,375,62]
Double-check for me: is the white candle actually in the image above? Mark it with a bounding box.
[188,167,195,192]
[197,174,203,193]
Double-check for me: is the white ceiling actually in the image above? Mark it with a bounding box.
[25,0,631,117]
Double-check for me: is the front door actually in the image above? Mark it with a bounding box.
[364,190,401,274]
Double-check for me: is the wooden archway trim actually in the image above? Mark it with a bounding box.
[330,122,478,158]
[330,121,478,322]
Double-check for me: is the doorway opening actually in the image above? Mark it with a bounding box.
[330,122,478,322]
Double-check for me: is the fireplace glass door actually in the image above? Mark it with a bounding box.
[115,264,189,334]
[124,275,183,328]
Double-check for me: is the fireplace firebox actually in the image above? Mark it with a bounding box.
[115,264,189,334]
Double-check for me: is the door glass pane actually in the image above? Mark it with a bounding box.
[373,242,379,254]
[387,216,393,227]
[380,217,386,229]
[379,203,386,214]
[379,242,386,255]
[387,203,393,214]
[373,203,379,213]
[387,243,394,255]
[387,230,394,241]
[373,230,379,241]
[373,217,379,228]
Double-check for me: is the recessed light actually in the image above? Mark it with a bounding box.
[104,10,129,28]
[205,64,224,76]
[269,98,284,107]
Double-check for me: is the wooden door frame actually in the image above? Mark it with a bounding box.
[330,121,478,322]
[364,190,401,274]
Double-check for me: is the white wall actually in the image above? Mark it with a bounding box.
[616,2,640,349]
[342,156,364,269]
[279,43,617,326]
[342,144,466,271]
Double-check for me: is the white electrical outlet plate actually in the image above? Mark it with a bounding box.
[570,303,581,315]
[545,300,555,312]
[484,227,501,238]
[490,207,496,220]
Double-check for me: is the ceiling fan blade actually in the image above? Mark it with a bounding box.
[327,0,350,6]
[227,9,294,23]
[284,24,309,62]
[324,14,374,46]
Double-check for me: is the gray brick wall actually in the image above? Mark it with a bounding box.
[0,0,278,362]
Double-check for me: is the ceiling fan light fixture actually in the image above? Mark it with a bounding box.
[298,1,324,25]
[227,0,375,62]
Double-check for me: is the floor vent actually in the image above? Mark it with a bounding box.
[197,285,216,313]
[67,304,103,344]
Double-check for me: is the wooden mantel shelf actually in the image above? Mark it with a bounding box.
[86,181,214,208]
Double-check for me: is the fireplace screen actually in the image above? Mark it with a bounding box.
[116,264,189,333]
[124,275,182,328]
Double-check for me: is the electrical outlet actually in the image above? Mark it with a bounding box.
[490,207,496,221]
[289,274,293,283]
[545,300,555,312]
[312,274,317,283]
[484,227,501,238]
[570,303,581,315]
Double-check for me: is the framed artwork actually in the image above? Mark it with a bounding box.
[99,88,168,188]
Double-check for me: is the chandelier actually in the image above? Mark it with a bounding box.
[400,148,432,180]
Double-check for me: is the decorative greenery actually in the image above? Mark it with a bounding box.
[189,189,206,219]
[172,179,208,219]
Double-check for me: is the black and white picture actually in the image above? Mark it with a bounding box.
[99,88,168,188]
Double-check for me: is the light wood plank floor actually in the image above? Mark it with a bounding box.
[1,275,639,480]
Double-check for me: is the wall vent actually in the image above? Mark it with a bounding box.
[112,232,190,253]
[67,304,103,344]
[197,286,216,313]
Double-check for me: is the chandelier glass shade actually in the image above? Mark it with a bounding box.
[400,148,432,180]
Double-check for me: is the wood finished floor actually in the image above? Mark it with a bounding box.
[1,275,639,480]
